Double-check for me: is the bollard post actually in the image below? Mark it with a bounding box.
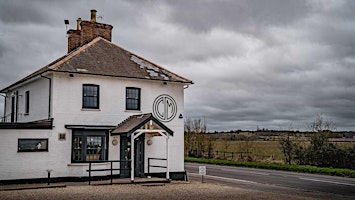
[46,169,53,185]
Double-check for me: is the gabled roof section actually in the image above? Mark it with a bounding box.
[1,37,192,92]
[111,113,174,136]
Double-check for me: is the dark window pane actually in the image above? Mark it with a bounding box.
[126,88,140,110]
[83,85,99,109]
[18,139,48,152]
[25,91,30,114]
[72,131,108,163]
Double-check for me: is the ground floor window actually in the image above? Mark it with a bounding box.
[72,130,108,162]
[18,138,48,152]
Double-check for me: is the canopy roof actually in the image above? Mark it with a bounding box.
[111,113,173,136]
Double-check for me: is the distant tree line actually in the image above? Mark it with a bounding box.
[280,114,355,169]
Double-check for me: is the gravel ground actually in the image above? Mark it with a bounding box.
[0,181,318,200]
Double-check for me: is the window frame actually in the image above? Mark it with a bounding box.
[18,138,48,152]
[125,87,141,111]
[71,130,109,163]
[24,91,30,114]
[82,84,100,109]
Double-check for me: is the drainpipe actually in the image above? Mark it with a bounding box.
[40,75,52,120]
[0,93,6,121]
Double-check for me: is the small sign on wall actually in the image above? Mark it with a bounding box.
[58,133,66,141]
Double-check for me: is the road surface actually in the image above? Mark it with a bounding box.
[185,162,355,199]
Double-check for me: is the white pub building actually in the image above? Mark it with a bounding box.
[0,10,192,183]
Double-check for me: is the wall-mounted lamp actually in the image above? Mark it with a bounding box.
[179,114,183,119]
[147,139,153,145]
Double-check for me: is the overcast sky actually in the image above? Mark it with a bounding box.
[0,0,354,131]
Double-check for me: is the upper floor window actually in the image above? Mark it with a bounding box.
[126,87,140,110]
[83,84,99,109]
[24,91,30,114]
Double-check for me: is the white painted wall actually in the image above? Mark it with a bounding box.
[3,77,50,122]
[51,72,185,174]
[0,72,186,180]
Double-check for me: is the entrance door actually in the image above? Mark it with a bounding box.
[120,135,130,178]
[134,134,145,177]
[120,134,145,178]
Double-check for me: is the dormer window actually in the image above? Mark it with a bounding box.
[82,84,99,109]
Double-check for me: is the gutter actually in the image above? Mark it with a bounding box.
[40,75,52,120]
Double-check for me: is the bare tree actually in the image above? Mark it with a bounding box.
[184,117,208,157]
[309,113,336,133]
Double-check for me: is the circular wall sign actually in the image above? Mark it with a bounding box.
[153,94,177,122]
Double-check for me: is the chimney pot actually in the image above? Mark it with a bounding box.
[90,9,97,22]
[76,18,82,30]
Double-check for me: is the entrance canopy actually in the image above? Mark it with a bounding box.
[111,113,173,182]
[111,113,173,137]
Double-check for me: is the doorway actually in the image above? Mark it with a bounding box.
[120,134,145,178]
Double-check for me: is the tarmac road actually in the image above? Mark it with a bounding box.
[185,162,355,199]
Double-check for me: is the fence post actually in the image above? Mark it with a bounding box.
[89,162,91,185]
[148,158,150,174]
[110,161,113,185]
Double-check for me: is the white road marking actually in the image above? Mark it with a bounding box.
[189,172,258,184]
[300,178,355,187]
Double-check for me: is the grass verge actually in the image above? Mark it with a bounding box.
[185,157,355,178]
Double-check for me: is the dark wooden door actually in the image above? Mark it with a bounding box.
[120,135,130,178]
[134,134,145,177]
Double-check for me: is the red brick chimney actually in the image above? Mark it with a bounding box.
[67,10,113,53]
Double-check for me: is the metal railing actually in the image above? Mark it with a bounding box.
[87,160,131,185]
[147,157,167,174]
[1,114,11,122]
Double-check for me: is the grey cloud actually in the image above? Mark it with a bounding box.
[164,0,310,34]
[0,1,50,24]
[1,1,354,131]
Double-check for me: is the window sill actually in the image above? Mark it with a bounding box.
[68,162,109,166]
[81,108,101,111]
[124,110,142,113]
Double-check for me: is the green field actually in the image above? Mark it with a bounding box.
[213,140,284,161]
[211,139,354,163]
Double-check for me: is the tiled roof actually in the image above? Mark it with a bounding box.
[111,113,173,136]
[1,37,192,92]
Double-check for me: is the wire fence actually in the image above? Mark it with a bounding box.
[186,149,272,161]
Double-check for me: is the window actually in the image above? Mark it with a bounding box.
[82,84,99,109]
[72,130,108,162]
[18,139,48,152]
[25,91,30,114]
[126,87,140,110]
